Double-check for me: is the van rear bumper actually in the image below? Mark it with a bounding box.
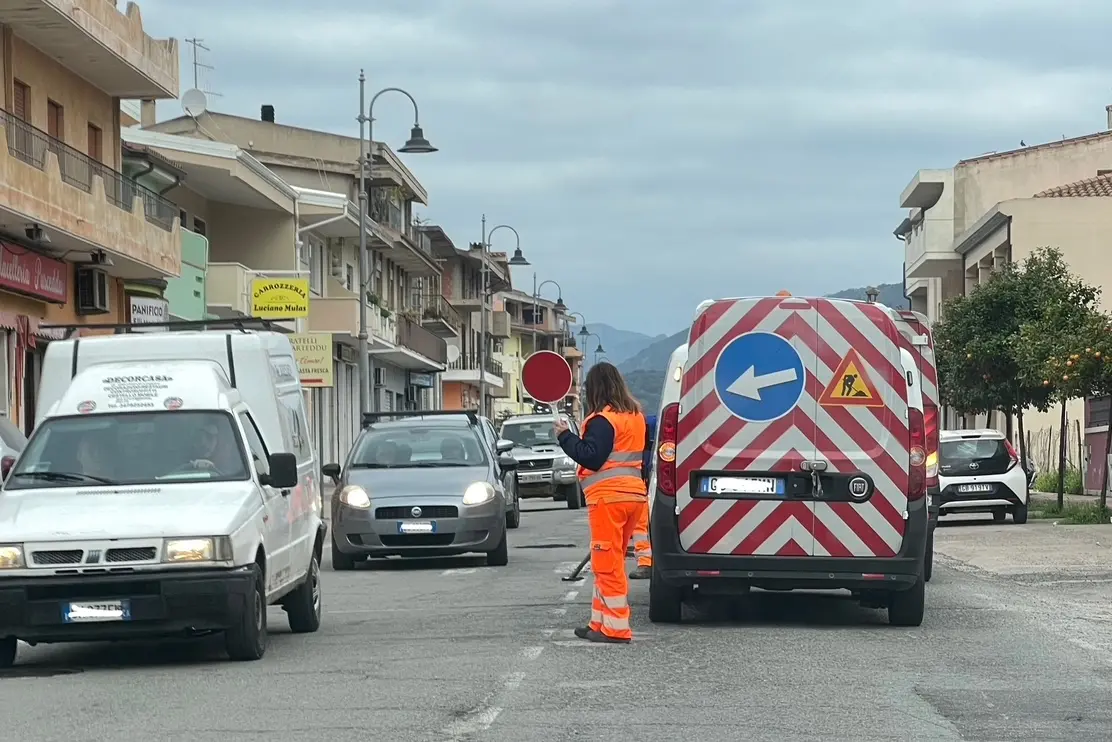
[651,497,928,592]
[0,567,254,644]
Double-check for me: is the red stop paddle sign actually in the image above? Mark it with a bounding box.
[521,350,573,403]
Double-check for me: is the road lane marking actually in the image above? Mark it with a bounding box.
[440,671,526,741]
[522,646,544,660]
[441,568,478,576]
[563,590,578,601]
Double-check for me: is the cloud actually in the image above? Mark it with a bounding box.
[136,0,1112,333]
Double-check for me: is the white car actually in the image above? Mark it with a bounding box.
[936,429,1028,524]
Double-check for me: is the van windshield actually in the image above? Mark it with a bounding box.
[4,411,250,489]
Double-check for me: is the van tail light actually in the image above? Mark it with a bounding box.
[656,402,680,497]
[924,404,939,489]
[908,409,926,500]
[0,456,13,478]
[1003,439,1020,471]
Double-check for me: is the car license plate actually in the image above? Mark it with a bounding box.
[701,476,784,495]
[398,520,435,534]
[519,472,548,483]
[63,599,132,623]
[958,483,994,493]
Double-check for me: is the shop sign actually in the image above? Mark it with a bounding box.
[250,278,309,319]
[409,372,434,388]
[0,241,67,303]
[129,295,169,332]
[289,332,333,387]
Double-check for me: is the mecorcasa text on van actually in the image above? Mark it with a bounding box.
[648,295,931,626]
[0,321,325,667]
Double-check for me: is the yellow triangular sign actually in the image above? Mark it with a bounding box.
[819,350,883,408]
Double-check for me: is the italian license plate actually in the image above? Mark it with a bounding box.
[398,520,435,534]
[63,599,132,623]
[701,476,785,495]
[958,483,994,493]
[519,472,548,483]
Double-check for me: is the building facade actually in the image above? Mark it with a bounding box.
[0,1,180,431]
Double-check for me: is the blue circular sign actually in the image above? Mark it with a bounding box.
[713,331,806,423]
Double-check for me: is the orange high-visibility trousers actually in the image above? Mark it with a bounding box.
[587,499,642,640]
[631,498,652,568]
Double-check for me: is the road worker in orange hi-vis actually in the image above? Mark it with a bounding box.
[628,413,655,580]
[555,362,648,644]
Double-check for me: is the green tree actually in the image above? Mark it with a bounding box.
[934,247,1097,487]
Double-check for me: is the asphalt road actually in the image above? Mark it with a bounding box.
[4,504,1112,742]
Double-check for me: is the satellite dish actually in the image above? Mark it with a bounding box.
[446,345,461,363]
[181,88,208,118]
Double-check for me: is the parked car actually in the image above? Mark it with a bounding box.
[326,410,520,570]
[936,429,1029,524]
[499,414,583,509]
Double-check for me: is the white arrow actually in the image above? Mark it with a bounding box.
[726,366,798,400]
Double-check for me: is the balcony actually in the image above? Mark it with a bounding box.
[0,0,179,98]
[369,315,445,372]
[413,293,461,338]
[0,109,179,277]
[490,310,510,338]
[368,188,438,276]
[443,351,504,389]
[307,293,359,339]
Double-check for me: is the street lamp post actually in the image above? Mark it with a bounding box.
[583,331,605,365]
[355,70,438,416]
[564,311,587,419]
[532,274,565,356]
[478,218,528,416]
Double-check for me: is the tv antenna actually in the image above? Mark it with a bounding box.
[183,38,222,99]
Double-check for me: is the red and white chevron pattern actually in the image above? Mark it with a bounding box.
[675,297,911,558]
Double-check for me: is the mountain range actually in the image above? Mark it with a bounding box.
[569,282,906,414]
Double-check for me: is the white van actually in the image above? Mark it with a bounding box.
[0,328,324,667]
[648,343,688,514]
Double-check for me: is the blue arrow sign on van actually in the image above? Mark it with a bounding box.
[713,331,806,423]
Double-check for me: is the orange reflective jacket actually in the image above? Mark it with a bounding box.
[577,407,648,505]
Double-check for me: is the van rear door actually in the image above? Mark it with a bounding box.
[675,296,818,557]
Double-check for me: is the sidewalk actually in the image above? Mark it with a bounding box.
[1029,490,1105,508]
[933,517,1112,578]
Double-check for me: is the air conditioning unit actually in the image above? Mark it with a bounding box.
[75,267,110,315]
[330,248,345,280]
[373,367,386,387]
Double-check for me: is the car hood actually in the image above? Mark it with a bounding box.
[0,482,262,542]
[345,466,491,499]
[512,445,562,459]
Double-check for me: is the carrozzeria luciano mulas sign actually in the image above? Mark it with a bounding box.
[253,281,308,311]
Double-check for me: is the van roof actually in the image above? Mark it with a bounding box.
[56,361,235,417]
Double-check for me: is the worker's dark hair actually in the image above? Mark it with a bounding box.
[585,362,641,415]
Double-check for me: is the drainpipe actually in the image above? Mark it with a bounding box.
[158,172,181,196]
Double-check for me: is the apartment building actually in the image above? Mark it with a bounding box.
[894,103,1112,479]
[494,289,578,418]
[426,226,510,416]
[0,0,180,431]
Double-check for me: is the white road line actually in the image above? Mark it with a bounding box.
[563,590,578,601]
[441,672,526,740]
[441,568,477,576]
[549,607,568,616]
[521,646,544,660]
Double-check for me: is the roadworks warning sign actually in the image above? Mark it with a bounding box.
[818,350,883,408]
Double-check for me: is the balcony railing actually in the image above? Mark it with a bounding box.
[447,353,503,377]
[1,109,177,231]
[397,316,447,364]
[414,293,462,329]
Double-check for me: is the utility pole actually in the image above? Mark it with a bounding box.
[478,215,488,416]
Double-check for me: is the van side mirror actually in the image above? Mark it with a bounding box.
[1,456,13,480]
[262,452,298,489]
[322,463,341,483]
[495,439,515,454]
[499,455,518,470]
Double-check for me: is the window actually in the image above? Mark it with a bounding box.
[192,217,207,237]
[500,419,559,447]
[87,124,103,161]
[4,411,250,489]
[345,264,354,292]
[12,81,29,121]
[308,240,322,294]
[47,100,63,140]
[179,209,188,227]
[238,412,270,475]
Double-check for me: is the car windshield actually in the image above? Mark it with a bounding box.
[501,420,557,447]
[350,425,487,468]
[4,411,250,489]
[940,438,1010,467]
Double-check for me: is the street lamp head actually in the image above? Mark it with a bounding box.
[398,125,438,154]
[594,343,605,355]
[508,248,530,266]
[554,296,567,311]
[578,325,590,338]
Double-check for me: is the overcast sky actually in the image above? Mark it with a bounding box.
[135,0,1112,335]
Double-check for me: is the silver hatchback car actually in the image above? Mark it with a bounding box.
[325,411,520,570]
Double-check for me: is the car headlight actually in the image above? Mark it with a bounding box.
[557,456,574,469]
[164,537,232,563]
[462,482,496,505]
[339,485,371,509]
[0,544,24,569]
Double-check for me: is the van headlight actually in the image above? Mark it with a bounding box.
[163,537,232,563]
[0,544,24,569]
[462,482,495,505]
[339,485,371,509]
